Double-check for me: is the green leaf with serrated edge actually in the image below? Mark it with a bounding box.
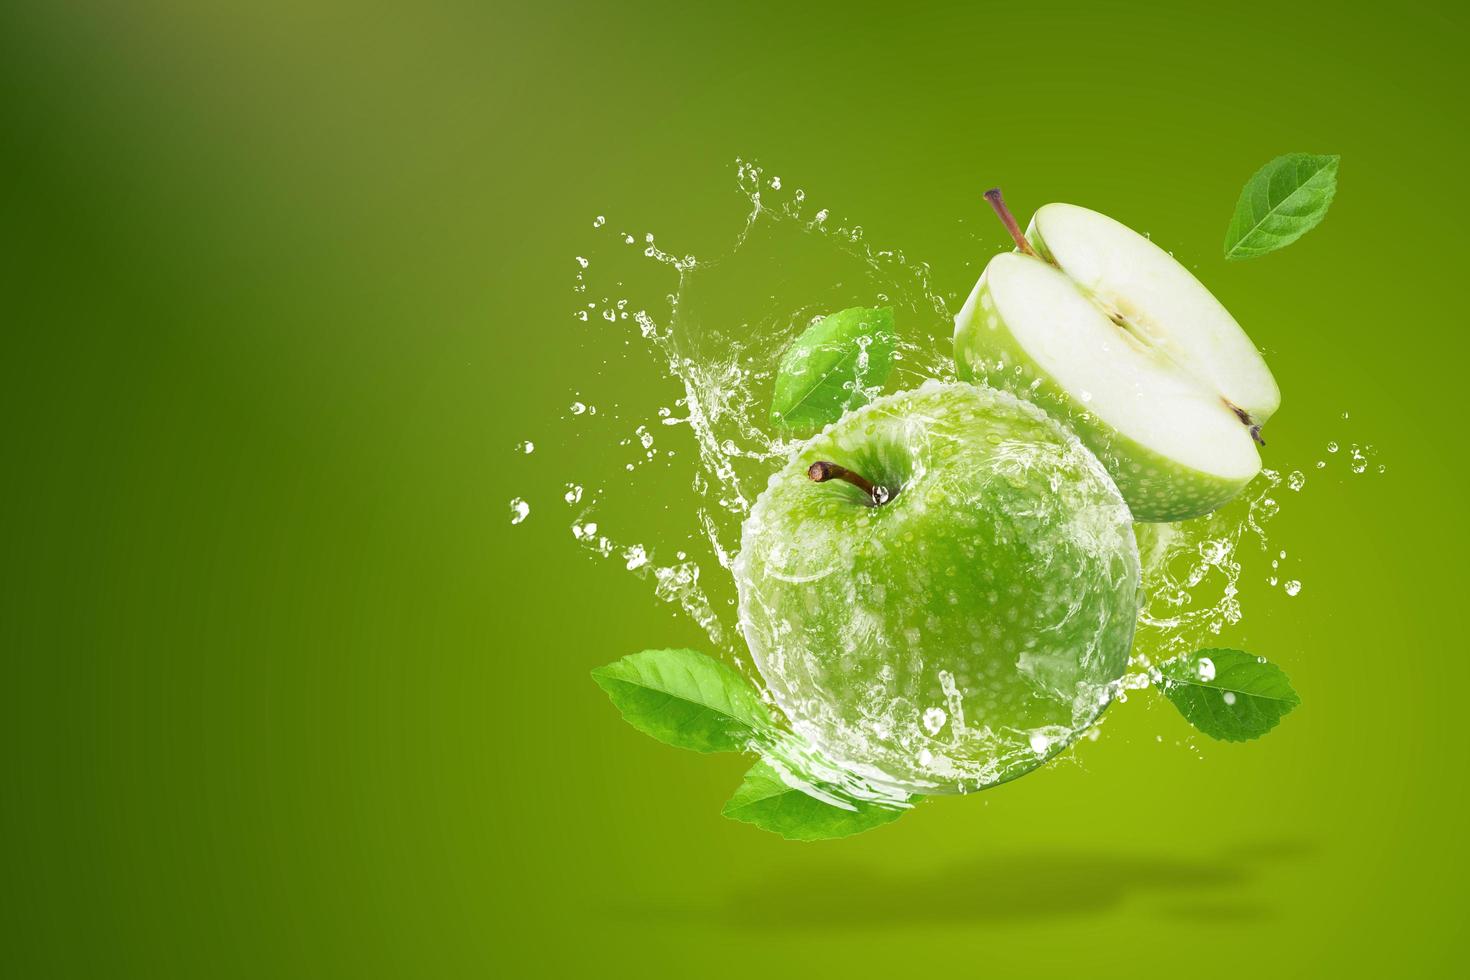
[1158,648,1301,742]
[1224,153,1339,260]
[770,306,896,432]
[591,649,774,753]
[721,759,912,841]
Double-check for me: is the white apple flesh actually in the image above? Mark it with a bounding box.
[954,199,1280,522]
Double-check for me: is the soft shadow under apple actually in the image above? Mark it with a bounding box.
[609,839,1313,930]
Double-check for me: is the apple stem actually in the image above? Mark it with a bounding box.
[808,461,890,505]
[984,188,1042,260]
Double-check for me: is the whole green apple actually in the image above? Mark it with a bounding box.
[735,382,1139,795]
[954,191,1281,522]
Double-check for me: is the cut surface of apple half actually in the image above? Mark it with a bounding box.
[955,202,1280,523]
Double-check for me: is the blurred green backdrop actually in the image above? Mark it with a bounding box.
[3,1,1466,976]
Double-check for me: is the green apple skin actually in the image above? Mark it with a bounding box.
[954,273,1252,523]
[734,382,1139,795]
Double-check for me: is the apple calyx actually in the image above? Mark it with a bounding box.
[808,460,891,505]
[1227,402,1267,446]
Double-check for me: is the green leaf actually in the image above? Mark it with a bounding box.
[1158,648,1301,742]
[1224,153,1340,260]
[770,306,896,432]
[721,759,912,841]
[591,648,774,753]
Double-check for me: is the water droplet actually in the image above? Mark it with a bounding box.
[1196,657,1216,682]
[1222,691,1237,706]
[575,256,589,268]
[593,215,605,228]
[518,440,535,454]
[1327,441,1339,453]
[922,707,946,735]
[1287,470,1305,491]
[563,484,583,504]
[509,498,530,525]
[570,401,587,415]
[1284,580,1302,597]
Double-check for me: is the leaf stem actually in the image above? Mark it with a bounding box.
[808,461,889,505]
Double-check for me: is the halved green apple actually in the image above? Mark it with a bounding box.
[954,196,1280,522]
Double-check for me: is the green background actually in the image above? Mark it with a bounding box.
[3,1,1466,976]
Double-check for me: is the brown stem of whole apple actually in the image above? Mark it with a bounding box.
[808,461,890,505]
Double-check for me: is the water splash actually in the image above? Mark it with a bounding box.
[555,160,957,668]
[547,160,1384,799]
